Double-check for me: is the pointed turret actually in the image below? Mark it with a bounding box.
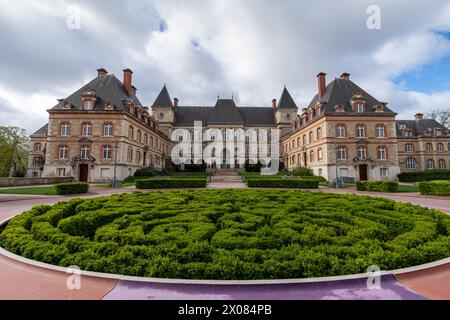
[277,86,297,109]
[152,85,173,108]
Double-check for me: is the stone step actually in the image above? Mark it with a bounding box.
[210,176,243,182]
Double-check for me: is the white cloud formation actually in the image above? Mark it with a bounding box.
[0,0,449,133]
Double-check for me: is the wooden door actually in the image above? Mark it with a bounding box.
[359,164,368,181]
[79,164,89,182]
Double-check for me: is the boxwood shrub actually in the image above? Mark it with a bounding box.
[247,179,319,189]
[1,190,450,280]
[356,180,398,192]
[135,178,206,189]
[418,180,450,196]
[54,182,89,195]
[398,169,450,182]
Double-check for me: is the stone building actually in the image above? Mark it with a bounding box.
[28,68,171,182]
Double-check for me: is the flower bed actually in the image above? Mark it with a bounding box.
[1,190,449,280]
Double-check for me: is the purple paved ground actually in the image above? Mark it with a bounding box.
[103,275,426,300]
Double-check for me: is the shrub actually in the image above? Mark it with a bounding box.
[135,178,206,189]
[300,176,328,183]
[418,180,450,196]
[54,182,89,195]
[398,169,450,182]
[291,166,313,177]
[244,160,263,172]
[133,167,156,177]
[356,180,398,192]
[247,179,319,189]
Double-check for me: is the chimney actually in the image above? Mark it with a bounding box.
[340,72,350,80]
[415,113,424,121]
[317,72,326,99]
[97,68,108,77]
[272,99,277,109]
[123,68,133,95]
[130,85,137,96]
[173,97,179,110]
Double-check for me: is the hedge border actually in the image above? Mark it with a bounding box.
[356,180,399,193]
[54,182,89,195]
[247,179,319,189]
[135,178,207,189]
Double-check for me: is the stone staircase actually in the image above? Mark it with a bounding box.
[209,169,244,183]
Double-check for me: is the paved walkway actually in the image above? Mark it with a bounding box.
[0,186,450,299]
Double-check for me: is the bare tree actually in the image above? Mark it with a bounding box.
[427,109,450,128]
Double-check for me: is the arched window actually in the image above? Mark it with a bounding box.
[427,159,434,169]
[103,123,113,136]
[377,146,387,160]
[336,124,346,138]
[439,159,446,169]
[318,148,323,160]
[58,145,68,159]
[317,127,322,140]
[128,126,134,139]
[80,146,90,159]
[150,136,154,147]
[309,131,313,143]
[137,130,142,143]
[405,157,417,169]
[82,122,92,136]
[144,134,148,145]
[302,134,306,145]
[136,150,141,163]
[34,143,41,152]
[358,146,367,159]
[102,146,112,159]
[60,122,70,136]
[127,147,133,161]
[296,137,300,147]
[309,150,314,162]
[356,124,365,138]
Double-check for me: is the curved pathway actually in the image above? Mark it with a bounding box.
[0,186,449,300]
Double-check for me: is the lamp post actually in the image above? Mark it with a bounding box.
[112,139,118,188]
[334,143,340,188]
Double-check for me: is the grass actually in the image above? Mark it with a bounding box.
[0,186,57,195]
[397,184,420,193]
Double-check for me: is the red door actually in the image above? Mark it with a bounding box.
[79,164,89,182]
[359,164,368,181]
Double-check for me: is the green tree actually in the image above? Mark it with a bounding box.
[0,126,29,177]
[427,109,450,128]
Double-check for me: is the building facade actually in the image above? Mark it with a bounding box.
[28,68,171,182]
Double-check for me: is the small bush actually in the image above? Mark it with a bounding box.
[356,180,398,192]
[135,179,207,189]
[398,169,450,182]
[291,167,313,177]
[418,180,450,196]
[54,183,89,195]
[247,179,319,189]
[133,167,156,177]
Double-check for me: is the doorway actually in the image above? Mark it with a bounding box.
[79,164,89,182]
[359,164,368,181]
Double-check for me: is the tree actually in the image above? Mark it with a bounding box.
[0,126,29,177]
[427,109,450,128]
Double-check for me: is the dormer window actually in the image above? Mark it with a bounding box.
[84,100,93,110]
[356,103,364,113]
[374,105,384,112]
[105,102,113,110]
[334,105,345,112]
[434,128,442,136]
[351,92,366,112]
[63,102,71,109]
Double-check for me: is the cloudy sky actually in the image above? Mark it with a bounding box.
[1,0,450,133]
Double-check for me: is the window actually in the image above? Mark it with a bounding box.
[405,144,414,153]
[102,146,112,159]
[150,137,154,147]
[81,146,90,159]
[339,168,348,177]
[59,146,68,159]
[380,168,388,177]
[336,125,346,138]
[439,159,446,169]
[137,130,142,143]
[34,143,41,152]
[32,171,39,177]
[358,146,367,159]
[309,131,313,143]
[84,100,93,110]
[356,125,365,138]
[127,147,133,161]
[309,150,314,162]
[144,134,148,145]
[57,168,66,177]
[405,157,417,169]
[33,156,42,166]
[103,123,113,136]
[337,146,346,160]
[296,137,300,148]
[376,125,385,138]
[136,150,141,163]
[426,143,433,151]
[356,103,364,112]
[437,143,444,152]
[318,148,323,160]
[435,129,442,136]
[303,134,306,145]
[82,123,92,136]
[60,122,70,136]
[317,127,322,140]
[377,146,387,160]
[100,168,110,178]
[128,126,134,139]
[427,159,434,169]
[404,129,412,137]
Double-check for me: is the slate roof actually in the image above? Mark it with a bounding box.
[31,123,48,136]
[173,100,276,126]
[395,119,449,137]
[307,77,396,114]
[50,74,142,111]
[277,87,297,109]
[152,85,173,107]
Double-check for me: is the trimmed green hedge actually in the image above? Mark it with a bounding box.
[135,178,207,189]
[418,180,450,196]
[300,176,328,183]
[1,190,450,280]
[247,179,319,189]
[54,183,89,195]
[398,169,450,182]
[356,180,399,192]
[291,167,313,177]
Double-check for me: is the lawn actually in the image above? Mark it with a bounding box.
[2,189,450,280]
[0,186,58,195]
[397,184,419,193]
